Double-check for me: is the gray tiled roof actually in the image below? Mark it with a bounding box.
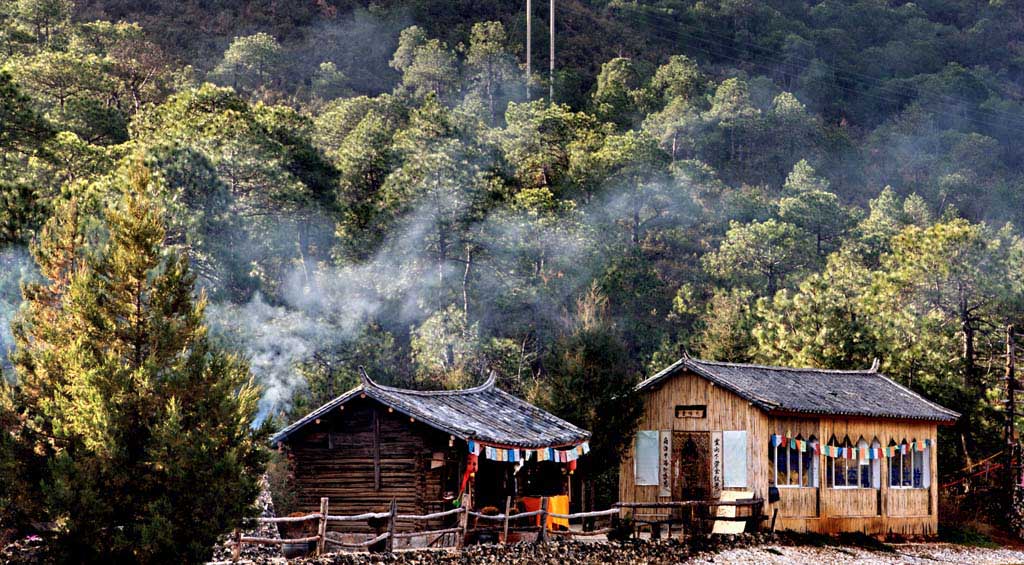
[271,372,591,448]
[637,357,959,422]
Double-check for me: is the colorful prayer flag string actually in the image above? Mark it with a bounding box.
[468,440,591,463]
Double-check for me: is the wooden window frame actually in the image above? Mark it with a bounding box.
[827,436,877,490]
[770,435,818,489]
[888,438,930,490]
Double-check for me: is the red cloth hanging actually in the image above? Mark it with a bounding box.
[460,453,479,495]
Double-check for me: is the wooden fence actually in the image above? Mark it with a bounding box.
[229,496,764,560]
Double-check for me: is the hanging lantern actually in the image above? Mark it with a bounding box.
[568,459,577,474]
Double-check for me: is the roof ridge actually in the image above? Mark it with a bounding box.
[689,357,877,374]
[361,369,497,396]
[683,360,780,411]
[868,371,961,418]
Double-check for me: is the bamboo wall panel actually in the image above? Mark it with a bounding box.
[822,489,878,517]
[887,489,930,517]
[777,488,818,518]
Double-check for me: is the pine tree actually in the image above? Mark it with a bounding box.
[10,161,266,563]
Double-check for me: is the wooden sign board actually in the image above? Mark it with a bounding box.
[710,431,723,498]
[675,405,707,418]
[659,431,672,497]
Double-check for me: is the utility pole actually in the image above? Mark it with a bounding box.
[549,0,555,101]
[526,0,531,100]
[1008,325,1017,447]
[1006,325,1023,535]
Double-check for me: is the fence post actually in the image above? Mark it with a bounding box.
[536,497,549,544]
[502,495,512,543]
[456,506,468,549]
[457,487,472,549]
[316,497,329,556]
[385,498,397,552]
[231,528,241,563]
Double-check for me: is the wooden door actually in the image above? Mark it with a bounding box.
[673,432,711,501]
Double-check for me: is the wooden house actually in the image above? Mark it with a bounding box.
[271,371,591,540]
[619,356,959,536]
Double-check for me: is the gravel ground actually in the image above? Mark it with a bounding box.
[688,543,1024,564]
[204,539,1024,565]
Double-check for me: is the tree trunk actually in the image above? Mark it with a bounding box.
[297,219,315,290]
[462,248,472,316]
[962,297,977,389]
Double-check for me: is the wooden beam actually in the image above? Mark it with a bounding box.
[373,408,381,491]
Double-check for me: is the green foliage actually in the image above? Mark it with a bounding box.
[13,0,71,45]
[696,288,756,362]
[464,21,519,124]
[592,57,644,130]
[211,32,283,94]
[541,286,641,508]
[648,55,705,106]
[753,250,876,368]
[130,84,339,299]
[778,160,857,255]
[390,26,459,103]
[704,219,815,296]
[411,305,482,389]
[9,162,266,562]
[310,61,350,102]
[939,525,999,548]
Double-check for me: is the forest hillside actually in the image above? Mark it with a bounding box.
[3,0,1024,557]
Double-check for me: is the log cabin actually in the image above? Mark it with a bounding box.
[619,356,959,537]
[271,371,591,541]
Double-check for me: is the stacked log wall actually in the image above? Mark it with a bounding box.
[286,398,450,533]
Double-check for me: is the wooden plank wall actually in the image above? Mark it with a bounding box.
[802,416,938,535]
[620,370,942,536]
[286,397,450,533]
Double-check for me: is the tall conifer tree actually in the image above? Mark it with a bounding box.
[10,161,266,563]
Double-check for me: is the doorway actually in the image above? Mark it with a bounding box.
[673,431,711,501]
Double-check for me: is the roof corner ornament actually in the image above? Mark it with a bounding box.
[483,370,497,390]
[869,358,880,372]
[358,365,373,388]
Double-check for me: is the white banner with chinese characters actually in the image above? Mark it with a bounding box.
[659,431,672,497]
[710,431,723,498]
